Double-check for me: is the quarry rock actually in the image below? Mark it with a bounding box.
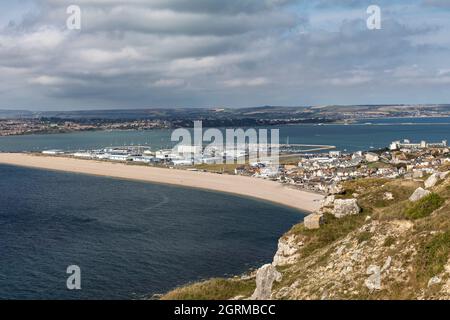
[365,152,379,163]
[428,276,442,288]
[273,235,299,266]
[383,192,394,200]
[322,195,335,207]
[409,187,431,202]
[425,173,440,189]
[440,171,450,179]
[251,264,282,300]
[332,199,361,218]
[304,213,324,230]
[328,184,344,195]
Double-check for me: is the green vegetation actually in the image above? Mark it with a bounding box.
[162,174,450,300]
[291,213,366,257]
[161,278,255,300]
[383,236,396,247]
[366,162,391,169]
[357,231,372,244]
[339,178,419,215]
[415,231,450,281]
[405,193,445,220]
[193,163,242,174]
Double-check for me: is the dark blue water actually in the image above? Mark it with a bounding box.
[277,117,450,151]
[1,117,448,299]
[0,165,302,299]
[0,117,449,152]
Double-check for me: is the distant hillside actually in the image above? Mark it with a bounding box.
[1,104,450,121]
[0,110,35,119]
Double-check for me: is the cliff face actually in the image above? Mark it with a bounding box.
[162,170,450,300]
[269,218,422,299]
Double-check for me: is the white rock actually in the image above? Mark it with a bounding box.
[440,171,450,179]
[409,187,431,202]
[332,199,361,218]
[365,265,381,291]
[273,235,299,266]
[428,276,442,288]
[250,264,282,300]
[383,192,394,201]
[381,256,392,272]
[424,173,440,189]
[304,213,324,230]
[365,152,379,163]
[322,195,335,207]
[328,184,344,195]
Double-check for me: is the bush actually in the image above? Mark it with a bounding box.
[357,231,372,244]
[299,213,366,257]
[405,193,445,220]
[416,231,450,280]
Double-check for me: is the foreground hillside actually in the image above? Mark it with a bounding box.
[162,168,450,300]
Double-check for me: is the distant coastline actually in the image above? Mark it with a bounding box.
[0,153,323,213]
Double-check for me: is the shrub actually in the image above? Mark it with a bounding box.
[299,213,366,257]
[405,193,445,220]
[357,231,372,244]
[416,231,450,280]
[383,236,396,247]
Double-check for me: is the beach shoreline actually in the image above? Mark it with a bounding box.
[0,153,323,213]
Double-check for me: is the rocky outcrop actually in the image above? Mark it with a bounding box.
[364,256,392,291]
[441,171,450,179]
[332,199,360,218]
[383,192,394,200]
[272,219,416,300]
[250,264,282,300]
[304,213,324,230]
[273,235,301,266]
[365,153,379,163]
[428,276,442,288]
[425,171,450,189]
[409,187,431,202]
[322,195,335,207]
[425,173,440,189]
[328,184,344,195]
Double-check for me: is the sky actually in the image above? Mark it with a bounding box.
[0,0,450,110]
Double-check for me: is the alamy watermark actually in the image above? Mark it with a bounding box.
[66,265,81,290]
[66,5,81,30]
[171,121,280,166]
[65,4,380,31]
[367,5,381,30]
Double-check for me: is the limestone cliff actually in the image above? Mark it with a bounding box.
[163,170,450,300]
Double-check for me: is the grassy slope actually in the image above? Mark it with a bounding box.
[161,174,450,300]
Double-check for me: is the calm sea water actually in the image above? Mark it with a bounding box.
[0,165,302,299]
[1,117,449,299]
[0,117,449,153]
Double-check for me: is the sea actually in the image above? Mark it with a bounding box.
[0,117,449,299]
[0,117,449,153]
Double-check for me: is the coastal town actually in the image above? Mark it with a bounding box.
[40,138,450,196]
[2,105,450,137]
[0,119,171,136]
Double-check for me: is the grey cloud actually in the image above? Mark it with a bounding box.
[422,0,450,8]
[0,0,449,109]
[44,0,298,14]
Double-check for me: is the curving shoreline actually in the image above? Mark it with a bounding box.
[0,153,323,213]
